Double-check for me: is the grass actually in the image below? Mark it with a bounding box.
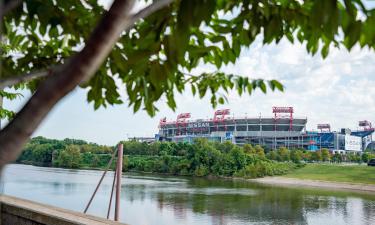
[284,163,375,185]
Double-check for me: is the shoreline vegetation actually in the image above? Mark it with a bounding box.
[17,136,375,193]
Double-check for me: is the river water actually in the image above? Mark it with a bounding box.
[1,164,375,225]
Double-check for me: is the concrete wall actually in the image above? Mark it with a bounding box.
[0,195,126,225]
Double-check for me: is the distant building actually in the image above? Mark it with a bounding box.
[156,107,374,153]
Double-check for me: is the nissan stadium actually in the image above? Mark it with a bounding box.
[156,107,374,153]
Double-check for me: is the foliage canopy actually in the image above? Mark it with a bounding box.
[1,0,375,118]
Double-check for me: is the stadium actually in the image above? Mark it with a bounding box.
[156,107,374,153]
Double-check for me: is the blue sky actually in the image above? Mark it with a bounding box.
[4,3,375,145]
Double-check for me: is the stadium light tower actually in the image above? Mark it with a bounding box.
[176,113,191,135]
[213,109,230,131]
[272,106,294,131]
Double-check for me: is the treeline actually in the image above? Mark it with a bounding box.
[121,140,302,178]
[18,136,113,168]
[266,147,375,164]
[121,141,375,164]
[18,137,375,179]
[17,137,302,178]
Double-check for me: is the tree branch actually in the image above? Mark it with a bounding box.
[0,0,174,168]
[0,69,52,89]
[130,0,173,23]
[0,0,175,89]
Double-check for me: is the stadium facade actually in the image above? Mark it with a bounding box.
[156,107,374,152]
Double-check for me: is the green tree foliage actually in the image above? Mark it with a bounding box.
[54,145,82,168]
[360,152,375,163]
[17,136,114,167]
[362,152,370,163]
[311,150,322,162]
[290,149,303,163]
[267,151,277,161]
[332,153,343,163]
[277,147,290,162]
[18,136,375,179]
[321,149,331,162]
[2,0,375,117]
[243,144,256,154]
[254,145,266,159]
[19,137,301,178]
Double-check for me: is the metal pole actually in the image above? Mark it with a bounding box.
[84,149,117,213]
[107,167,117,219]
[115,144,123,221]
[0,94,2,130]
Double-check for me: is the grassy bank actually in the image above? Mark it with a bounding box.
[283,164,375,185]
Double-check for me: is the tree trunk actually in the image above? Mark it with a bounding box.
[0,0,136,168]
[0,0,173,170]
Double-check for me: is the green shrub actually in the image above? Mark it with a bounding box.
[194,165,209,177]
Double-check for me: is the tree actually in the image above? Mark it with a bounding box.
[277,147,290,162]
[267,151,277,161]
[1,0,374,169]
[362,152,370,163]
[321,148,331,162]
[243,144,256,154]
[290,149,303,163]
[332,153,343,163]
[54,145,81,168]
[311,150,322,162]
[31,144,54,166]
[254,145,266,159]
[302,151,312,162]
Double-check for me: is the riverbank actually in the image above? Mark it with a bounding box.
[15,162,375,193]
[283,164,375,184]
[253,176,375,193]
[252,164,375,193]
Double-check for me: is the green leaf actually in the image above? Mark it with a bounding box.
[133,99,142,113]
[270,80,284,92]
[218,97,225,104]
[321,43,330,58]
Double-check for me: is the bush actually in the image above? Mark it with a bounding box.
[234,161,302,178]
[194,165,209,177]
[54,145,81,168]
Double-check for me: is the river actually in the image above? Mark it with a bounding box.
[1,164,375,225]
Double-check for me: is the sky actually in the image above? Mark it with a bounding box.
[4,4,375,146]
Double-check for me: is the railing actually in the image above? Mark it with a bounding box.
[0,195,126,225]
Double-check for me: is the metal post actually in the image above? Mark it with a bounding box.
[115,144,123,221]
[0,94,3,130]
[107,168,117,219]
[84,149,117,213]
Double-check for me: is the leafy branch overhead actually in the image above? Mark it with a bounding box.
[2,0,375,117]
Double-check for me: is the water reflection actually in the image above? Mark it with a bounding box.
[2,164,375,225]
